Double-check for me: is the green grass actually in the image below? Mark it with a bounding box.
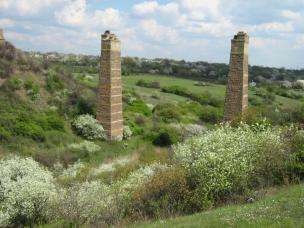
[133,184,304,228]
[73,72,302,108]
[123,74,225,105]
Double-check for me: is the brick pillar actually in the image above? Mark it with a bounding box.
[223,31,249,121]
[0,29,5,44]
[97,31,123,141]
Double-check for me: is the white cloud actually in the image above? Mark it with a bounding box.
[295,34,304,48]
[0,0,61,15]
[0,18,15,28]
[251,37,280,48]
[133,1,179,17]
[179,0,220,20]
[140,19,178,43]
[5,31,30,41]
[133,1,159,15]
[158,2,179,15]
[281,10,301,20]
[251,22,294,33]
[55,0,86,27]
[55,0,122,29]
[186,18,235,37]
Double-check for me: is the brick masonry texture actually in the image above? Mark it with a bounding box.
[0,29,5,44]
[224,32,249,121]
[96,31,123,140]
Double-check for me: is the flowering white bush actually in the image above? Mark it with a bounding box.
[73,114,106,140]
[68,140,101,154]
[0,156,58,227]
[58,181,114,225]
[170,123,206,141]
[123,125,133,140]
[59,160,85,178]
[90,157,134,176]
[59,163,168,225]
[119,163,168,192]
[173,123,287,202]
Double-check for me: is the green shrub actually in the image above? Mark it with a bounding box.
[24,79,40,100]
[6,78,23,90]
[67,92,96,116]
[136,79,160,88]
[254,88,275,104]
[200,106,222,123]
[0,92,65,141]
[231,108,266,126]
[153,103,182,123]
[287,130,304,180]
[14,122,45,142]
[45,114,65,131]
[46,71,65,93]
[128,166,192,218]
[126,100,151,116]
[152,126,179,146]
[125,119,144,135]
[24,79,34,90]
[161,86,222,107]
[249,97,262,106]
[0,126,11,140]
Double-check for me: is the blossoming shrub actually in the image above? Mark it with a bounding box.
[123,125,133,140]
[173,123,291,209]
[72,114,105,140]
[0,156,58,227]
[170,124,206,141]
[68,140,101,157]
[58,181,114,226]
[58,163,168,226]
[59,160,85,178]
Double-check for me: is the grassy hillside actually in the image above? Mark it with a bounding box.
[74,72,303,109]
[1,44,304,228]
[134,184,304,228]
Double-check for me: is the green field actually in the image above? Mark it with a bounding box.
[133,184,304,228]
[74,73,302,108]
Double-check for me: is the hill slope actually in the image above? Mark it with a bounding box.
[133,184,304,228]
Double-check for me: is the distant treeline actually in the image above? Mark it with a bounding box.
[29,52,304,85]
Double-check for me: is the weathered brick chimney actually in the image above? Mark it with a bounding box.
[96,31,123,141]
[224,31,249,121]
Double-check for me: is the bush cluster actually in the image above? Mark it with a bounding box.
[1,124,303,227]
[45,70,65,93]
[0,93,65,141]
[72,114,105,140]
[161,85,222,107]
[173,123,292,208]
[136,79,160,88]
[152,103,183,123]
[0,157,58,227]
[200,106,223,123]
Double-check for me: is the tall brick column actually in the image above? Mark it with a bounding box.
[0,29,5,44]
[97,31,123,141]
[224,31,249,121]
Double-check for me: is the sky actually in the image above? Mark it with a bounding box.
[0,0,304,69]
